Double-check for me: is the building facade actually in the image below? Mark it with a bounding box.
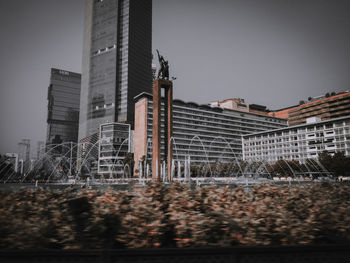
[267,91,350,125]
[210,98,250,112]
[288,92,350,126]
[268,105,299,120]
[17,139,30,173]
[46,68,81,153]
[152,63,157,81]
[98,122,130,175]
[79,0,152,141]
[134,93,287,166]
[36,141,45,161]
[4,153,18,173]
[243,116,350,163]
[210,98,270,115]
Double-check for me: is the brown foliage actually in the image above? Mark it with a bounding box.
[0,182,350,249]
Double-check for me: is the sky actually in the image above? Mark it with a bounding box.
[1,0,350,155]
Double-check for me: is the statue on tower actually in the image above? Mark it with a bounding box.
[156,49,169,80]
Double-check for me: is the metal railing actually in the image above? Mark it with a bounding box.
[1,245,349,263]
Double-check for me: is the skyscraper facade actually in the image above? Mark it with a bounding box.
[79,0,152,141]
[46,68,81,152]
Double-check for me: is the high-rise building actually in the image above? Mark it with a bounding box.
[17,139,30,173]
[79,0,152,142]
[46,68,81,153]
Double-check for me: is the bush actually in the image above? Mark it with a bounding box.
[0,183,349,249]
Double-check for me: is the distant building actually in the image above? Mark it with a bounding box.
[288,91,350,126]
[268,91,350,126]
[78,0,153,142]
[211,98,270,115]
[152,63,157,81]
[268,105,299,120]
[4,153,18,173]
[36,141,45,160]
[18,139,30,162]
[249,104,269,115]
[243,116,350,163]
[98,123,131,175]
[76,132,99,176]
[46,68,81,153]
[17,139,30,173]
[134,92,287,166]
[210,98,249,112]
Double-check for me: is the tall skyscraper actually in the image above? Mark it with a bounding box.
[79,0,152,141]
[17,139,30,173]
[46,68,81,153]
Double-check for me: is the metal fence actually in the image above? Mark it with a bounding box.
[1,245,349,263]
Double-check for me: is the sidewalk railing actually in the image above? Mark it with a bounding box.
[1,245,349,263]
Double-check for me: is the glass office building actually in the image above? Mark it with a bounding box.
[46,68,81,153]
[79,0,152,141]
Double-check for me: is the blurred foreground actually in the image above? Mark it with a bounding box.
[0,182,349,249]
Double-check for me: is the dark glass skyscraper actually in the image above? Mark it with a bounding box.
[79,0,152,141]
[46,68,81,151]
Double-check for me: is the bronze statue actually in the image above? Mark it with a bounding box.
[156,49,169,80]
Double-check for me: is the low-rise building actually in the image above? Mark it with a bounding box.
[243,116,350,163]
[98,123,131,175]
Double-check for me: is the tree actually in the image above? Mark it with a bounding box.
[331,152,350,177]
[318,151,332,170]
[318,151,350,177]
[269,160,293,177]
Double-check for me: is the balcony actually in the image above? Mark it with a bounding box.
[324,131,335,137]
[325,145,336,151]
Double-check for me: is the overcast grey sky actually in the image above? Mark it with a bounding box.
[1,0,350,155]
